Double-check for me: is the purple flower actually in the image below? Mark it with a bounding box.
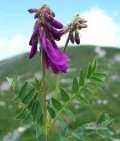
[29,40,38,59]
[28,5,70,74]
[51,19,63,29]
[39,27,47,51]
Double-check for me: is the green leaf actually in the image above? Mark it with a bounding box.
[97,112,105,125]
[35,78,42,86]
[6,77,12,86]
[51,98,62,111]
[72,132,85,141]
[60,88,70,102]
[72,76,79,93]
[105,113,110,122]
[80,88,94,97]
[34,123,46,141]
[27,99,34,111]
[90,76,104,84]
[31,100,42,121]
[19,81,28,100]
[47,106,56,119]
[61,137,70,141]
[38,133,46,141]
[7,72,19,94]
[107,119,114,127]
[92,58,98,72]
[87,82,103,92]
[76,95,90,105]
[79,69,85,86]
[34,123,42,138]
[21,113,32,124]
[92,72,107,78]
[22,88,35,105]
[33,93,38,101]
[60,126,68,137]
[58,117,67,127]
[27,93,38,111]
[98,129,112,139]
[15,108,27,119]
[64,108,75,121]
[107,126,117,134]
[11,72,19,93]
[86,64,92,79]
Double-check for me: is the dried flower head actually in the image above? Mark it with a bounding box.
[59,14,87,45]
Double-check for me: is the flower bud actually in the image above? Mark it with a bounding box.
[70,33,75,44]
[78,23,88,29]
[28,8,38,13]
[75,30,80,44]
[34,13,39,19]
[51,19,63,29]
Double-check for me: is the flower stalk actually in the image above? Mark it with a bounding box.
[41,49,47,134]
[53,32,72,99]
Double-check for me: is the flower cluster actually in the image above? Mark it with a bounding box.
[28,4,70,74]
[60,14,87,45]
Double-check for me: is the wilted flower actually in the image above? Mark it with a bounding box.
[28,4,70,74]
[59,14,87,45]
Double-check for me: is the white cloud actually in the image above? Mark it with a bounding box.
[80,7,120,46]
[0,34,30,61]
[0,7,120,61]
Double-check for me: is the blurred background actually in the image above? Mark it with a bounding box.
[0,0,120,141]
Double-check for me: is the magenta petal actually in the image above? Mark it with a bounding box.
[46,54,51,68]
[29,40,38,59]
[45,21,52,31]
[29,26,39,46]
[51,40,59,50]
[47,47,70,65]
[39,27,47,51]
[56,63,68,73]
[51,19,63,29]
[51,63,59,74]
[43,9,54,21]
[51,28,61,41]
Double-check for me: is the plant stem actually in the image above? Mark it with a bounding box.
[63,31,71,53]
[51,87,82,128]
[54,73,61,99]
[41,49,47,135]
[51,93,76,128]
[53,31,71,99]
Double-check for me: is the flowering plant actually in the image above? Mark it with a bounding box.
[7,4,117,141]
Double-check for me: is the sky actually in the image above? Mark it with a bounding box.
[0,0,120,61]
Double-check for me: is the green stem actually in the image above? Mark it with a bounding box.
[51,86,82,128]
[41,50,47,135]
[67,135,73,139]
[53,31,71,99]
[54,73,61,99]
[63,31,71,53]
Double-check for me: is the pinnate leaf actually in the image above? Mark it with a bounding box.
[60,88,70,102]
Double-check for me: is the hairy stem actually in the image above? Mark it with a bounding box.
[41,50,47,135]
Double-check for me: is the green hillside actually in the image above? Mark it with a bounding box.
[0,45,120,141]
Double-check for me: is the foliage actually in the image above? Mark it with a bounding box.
[7,58,117,141]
